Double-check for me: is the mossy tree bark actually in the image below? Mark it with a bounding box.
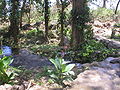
[71,0,85,47]
[71,0,90,48]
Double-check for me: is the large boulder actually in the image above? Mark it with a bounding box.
[69,70,120,90]
[68,57,120,90]
[11,49,52,69]
[110,57,120,64]
[94,35,120,49]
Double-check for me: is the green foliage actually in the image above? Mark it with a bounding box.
[26,29,44,37]
[30,44,60,57]
[48,58,75,86]
[0,51,14,85]
[84,25,94,40]
[57,0,70,35]
[67,40,115,63]
[91,8,114,21]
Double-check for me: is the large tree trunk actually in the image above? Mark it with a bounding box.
[71,0,85,47]
[8,0,19,53]
[44,0,49,42]
[9,0,19,43]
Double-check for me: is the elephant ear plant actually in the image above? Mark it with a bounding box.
[0,50,14,85]
[49,58,75,87]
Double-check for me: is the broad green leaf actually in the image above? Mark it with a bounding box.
[2,56,13,67]
[50,58,59,70]
[68,71,75,76]
[61,64,66,73]
[64,64,75,72]
[50,74,58,79]
[55,58,61,69]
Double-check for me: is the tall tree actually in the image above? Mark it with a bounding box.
[59,0,65,46]
[115,0,120,14]
[102,0,107,8]
[59,0,69,46]
[8,0,20,46]
[44,0,49,41]
[71,0,90,47]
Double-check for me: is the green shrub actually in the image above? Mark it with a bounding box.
[30,44,60,57]
[48,58,75,87]
[0,50,14,85]
[66,40,115,63]
[26,29,44,37]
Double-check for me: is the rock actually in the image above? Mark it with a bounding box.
[11,49,52,69]
[105,57,116,62]
[94,35,120,49]
[0,84,25,90]
[110,58,120,64]
[94,20,104,28]
[69,70,120,90]
[0,85,7,90]
[12,85,25,90]
[0,84,13,90]
[29,85,48,90]
[68,56,120,90]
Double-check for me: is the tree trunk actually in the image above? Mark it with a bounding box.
[59,0,65,46]
[8,0,19,50]
[71,0,86,47]
[70,0,90,48]
[9,0,19,40]
[102,0,107,8]
[44,0,49,42]
[115,0,120,14]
